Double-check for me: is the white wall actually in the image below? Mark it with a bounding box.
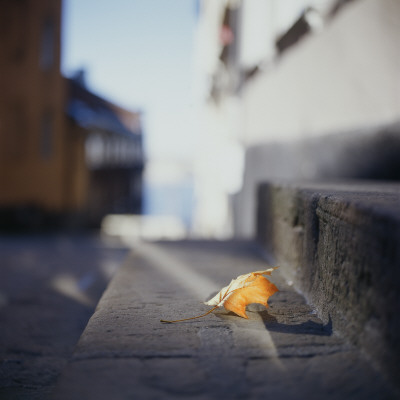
[242,0,400,145]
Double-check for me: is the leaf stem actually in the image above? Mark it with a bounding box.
[160,305,219,323]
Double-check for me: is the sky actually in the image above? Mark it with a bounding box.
[62,0,199,161]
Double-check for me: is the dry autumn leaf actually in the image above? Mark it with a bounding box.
[161,267,279,323]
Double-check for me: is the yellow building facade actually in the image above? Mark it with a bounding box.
[0,0,66,212]
[0,0,144,228]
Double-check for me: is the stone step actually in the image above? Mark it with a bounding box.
[51,240,397,399]
[257,181,400,386]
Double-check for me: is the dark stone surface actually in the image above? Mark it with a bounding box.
[52,240,397,399]
[257,181,400,387]
[0,234,129,399]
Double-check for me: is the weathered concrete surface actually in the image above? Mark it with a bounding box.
[0,234,128,399]
[53,241,397,399]
[257,181,400,387]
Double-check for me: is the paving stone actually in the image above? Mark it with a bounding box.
[52,241,398,399]
[0,234,129,399]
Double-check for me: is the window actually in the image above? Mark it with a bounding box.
[40,111,53,159]
[0,101,27,160]
[39,18,55,70]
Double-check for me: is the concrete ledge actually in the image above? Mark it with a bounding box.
[52,240,398,399]
[257,181,400,383]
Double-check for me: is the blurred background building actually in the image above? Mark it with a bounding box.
[1,0,399,237]
[192,0,400,238]
[0,0,144,230]
[66,74,143,227]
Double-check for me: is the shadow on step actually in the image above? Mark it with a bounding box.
[260,311,333,336]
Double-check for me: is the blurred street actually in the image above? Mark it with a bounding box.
[0,233,129,399]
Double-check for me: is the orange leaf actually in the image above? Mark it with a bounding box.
[205,267,279,319]
[160,267,279,323]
